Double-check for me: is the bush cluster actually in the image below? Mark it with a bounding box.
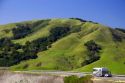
[12,25,31,39]
[0,38,37,66]
[0,27,71,66]
[82,40,101,66]
[64,75,93,83]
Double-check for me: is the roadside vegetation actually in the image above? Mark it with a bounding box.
[64,75,93,83]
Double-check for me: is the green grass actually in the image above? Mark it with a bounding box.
[0,18,125,74]
[0,23,16,38]
[13,25,50,45]
[13,18,83,45]
[75,41,125,74]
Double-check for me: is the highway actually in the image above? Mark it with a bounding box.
[14,70,90,77]
[14,70,125,83]
[93,77,125,83]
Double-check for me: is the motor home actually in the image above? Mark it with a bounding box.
[93,67,112,77]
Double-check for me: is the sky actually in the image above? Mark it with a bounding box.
[0,0,125,28]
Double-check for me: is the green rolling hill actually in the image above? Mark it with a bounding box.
[0,18,125,74]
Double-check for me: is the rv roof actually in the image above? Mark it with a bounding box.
[93,67,107,69]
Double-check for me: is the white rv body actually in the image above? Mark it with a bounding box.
[93,67,112,77]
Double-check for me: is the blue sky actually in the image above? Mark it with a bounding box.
[0,0,125,28]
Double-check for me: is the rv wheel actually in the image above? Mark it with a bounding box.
[104,74,109,77]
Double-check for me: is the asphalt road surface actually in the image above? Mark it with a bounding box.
[15,70,125,83]
[93,76,125,83]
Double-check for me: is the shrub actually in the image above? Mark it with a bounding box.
[0,38,37,66]
[23,64,29,69]
[110,28,125,42]
[3,29,10,33]
[84,40,101,52]
[48,27,70,42]
[64,75,93,83]
[70,18,87,22]
[36,62,42,67]
[82,40,101,66]
[12,25,31,39]
[115,28,125,33]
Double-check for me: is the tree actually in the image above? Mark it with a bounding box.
[82,40,101,66]
[49,27,70,42]
[12,25,31,39]
[115,28,125,33]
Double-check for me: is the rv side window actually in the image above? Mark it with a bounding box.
[93,69,98,71]
[102,70,109,74]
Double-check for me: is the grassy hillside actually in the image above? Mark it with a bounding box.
[0,18,125,74]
